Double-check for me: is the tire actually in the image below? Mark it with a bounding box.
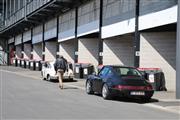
[86,80,94,94]
[41,72,46,80]
[42,77,46,80]
[46,75,51,81]
[102,84,111,100]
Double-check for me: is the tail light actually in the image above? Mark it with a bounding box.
[113,85,144,90]
[113,85,153,91]
[145,85,153,90]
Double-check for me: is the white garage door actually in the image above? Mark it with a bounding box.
[59,40,74,64]
[140,32,176,91]
[45,41,56,62]
[103,35,134,66]
[33,43,42,61]
[78,38,99,67]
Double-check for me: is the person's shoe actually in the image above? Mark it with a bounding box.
[59,85,63,89]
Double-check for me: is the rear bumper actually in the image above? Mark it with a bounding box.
[110,88,154,98]
[63,75,74,80]
[50,75,74,80]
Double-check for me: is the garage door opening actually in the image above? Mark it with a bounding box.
[33,43,42,61]
[140,31,176,91]
[8,44,15,65]
[103,34,134,66]
[16,45,22,59]
[78,38,99,67]
[59,40,75,64]
[45,41,56,62]
[24,43,31,60]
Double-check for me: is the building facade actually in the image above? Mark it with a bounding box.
[0,0,179,98]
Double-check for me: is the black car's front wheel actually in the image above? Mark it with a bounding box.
[102,84,111,100]
[86,80,94,94]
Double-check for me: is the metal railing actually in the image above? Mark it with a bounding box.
[0,0,52,31]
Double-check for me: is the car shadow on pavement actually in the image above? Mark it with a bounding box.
[94,94,159,104]
[46,79,77,83]
[112,97,159,104]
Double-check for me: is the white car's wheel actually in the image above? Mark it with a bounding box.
[47,75,51,81]
[41,72,46,80]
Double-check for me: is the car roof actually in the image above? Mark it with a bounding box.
[103,65,135,68]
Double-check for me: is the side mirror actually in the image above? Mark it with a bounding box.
[140,71,147,79]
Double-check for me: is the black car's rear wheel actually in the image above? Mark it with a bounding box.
[86,80,94,94]
[102,84,111,100]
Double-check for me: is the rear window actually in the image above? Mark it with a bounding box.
[113,67,142,77]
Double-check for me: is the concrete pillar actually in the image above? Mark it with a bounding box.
[176,0,180,99]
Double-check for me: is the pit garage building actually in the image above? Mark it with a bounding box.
[0,0,179,98]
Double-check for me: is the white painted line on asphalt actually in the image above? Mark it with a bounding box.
[158,99,180,102]
[143,103,180,115]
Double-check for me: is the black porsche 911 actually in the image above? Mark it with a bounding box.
[86,65,154,100]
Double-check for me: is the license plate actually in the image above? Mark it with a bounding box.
[130,91,145,96]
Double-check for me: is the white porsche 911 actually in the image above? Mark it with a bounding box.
[41,61,74,81]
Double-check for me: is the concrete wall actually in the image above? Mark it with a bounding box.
[33,43,42,61]
[24,43,31,59]
[103,35,134,66]
[59,40,74,64]
[140,32,176,91]
[77,0,100,37]
[102,0,135,39]
[45,41,56,62]
[78,38,99,67]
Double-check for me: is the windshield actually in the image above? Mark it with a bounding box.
[113,67,142,77]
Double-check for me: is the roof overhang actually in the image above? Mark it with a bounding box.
[0,0,90,38]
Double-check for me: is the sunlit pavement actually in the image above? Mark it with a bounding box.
[0,65,179,119]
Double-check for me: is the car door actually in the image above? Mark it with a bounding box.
[44,62,50,78]
[93,67,110,92]
[42,63,47,78]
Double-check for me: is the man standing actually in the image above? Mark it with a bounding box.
[54,55,67,89]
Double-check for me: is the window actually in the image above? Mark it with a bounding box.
[99,67,109,77]
[99,67,113,77]
[113,67,141,77]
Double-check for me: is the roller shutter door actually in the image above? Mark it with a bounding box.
[59,40,74,64]
[45,41,56,61]
[103,35,134,66]
[33,43,42,61]
[16,45,21,58]
[24,44,31,59]
[78,38,98,67]
[140,32,176,91]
